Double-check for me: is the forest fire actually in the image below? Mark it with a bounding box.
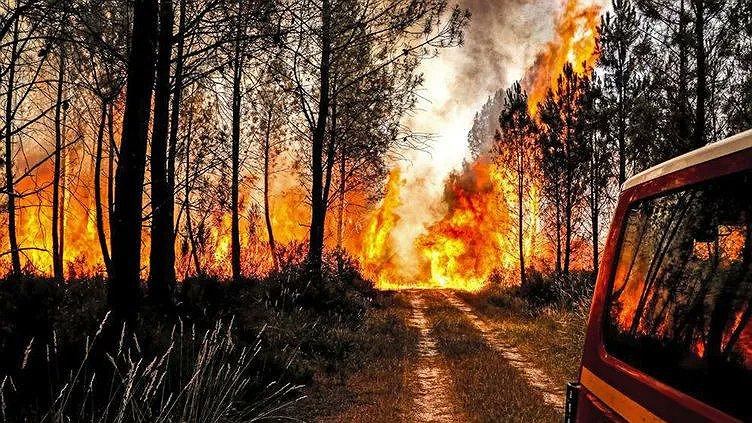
[1,0,601,292]
[524,0,601,112]
[360,0,601,291]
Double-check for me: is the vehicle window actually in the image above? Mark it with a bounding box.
[604,171,752,420]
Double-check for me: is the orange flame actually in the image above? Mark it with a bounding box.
[358,0,601,291]
[1,0,601,291]
[523,0,600,113]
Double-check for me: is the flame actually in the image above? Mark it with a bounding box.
[1,0,601,291]
[523,0,601,113]
[358,0,600,291]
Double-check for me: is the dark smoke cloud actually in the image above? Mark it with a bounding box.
[446,0,559,109]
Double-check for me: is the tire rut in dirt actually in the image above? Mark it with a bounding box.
[407,291,466,423]
[442,291,565,410]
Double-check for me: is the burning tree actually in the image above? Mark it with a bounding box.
[281,0,469,280]
[537,64,594,277]
[496,82,538,286]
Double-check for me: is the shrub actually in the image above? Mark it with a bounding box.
[1,316,303,422]
[503,269,595,312]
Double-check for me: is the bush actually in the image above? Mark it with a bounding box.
[0,254,379,422]
[493,269,595,312]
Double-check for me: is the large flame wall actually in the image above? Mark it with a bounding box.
[2,0,602,291]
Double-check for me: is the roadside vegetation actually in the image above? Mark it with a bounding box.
[0,254,415,422]
[460,271,594,388]
[423,292,562,422]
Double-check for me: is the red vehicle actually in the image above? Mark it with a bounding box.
[567,129,752,423]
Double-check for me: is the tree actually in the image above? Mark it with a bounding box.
[584,77,611,276]
[71,0,129,278]
[283,0,469,279]
[598,0,641,184]
[148,0,176,304]
[538,64,592,276]
[496,82,536,286]
[109,0,158,317]
[1,0,58,276]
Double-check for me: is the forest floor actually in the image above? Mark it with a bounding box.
[298,289,588,422]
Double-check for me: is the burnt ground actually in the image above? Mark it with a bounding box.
[297,289,584,422]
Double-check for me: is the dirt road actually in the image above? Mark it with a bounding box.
[320,289,567,422]
[399,290,563,422]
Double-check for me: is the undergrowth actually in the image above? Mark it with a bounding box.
[0,253,382,422]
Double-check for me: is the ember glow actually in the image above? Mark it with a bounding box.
[1,0,602,291]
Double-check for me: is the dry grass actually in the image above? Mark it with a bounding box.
[1,316,304,422]
[422,292,562,423]
[459,288,589,388]
[292,292,419,422]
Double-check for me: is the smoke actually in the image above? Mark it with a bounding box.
[389,0,572,275]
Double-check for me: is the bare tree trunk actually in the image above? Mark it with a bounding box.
[94,100,112,276]
[693,0,706,149]
[617,52,626,184]
[262,110,278,271]
[52,49,65,281]
[563,152,573,276]
[167,0,185,243]
[307,0,332,279]
[517,153,526,286]
[110,0,158,319]
[554,183,562,275]
[230,21,243,282]
[676,0,691,150]
[590,142,600,277]
[107,103,115,234]
[184,115,201,276]
[336,143,345,273]
[4,18,21,276]
[148,0,175,305]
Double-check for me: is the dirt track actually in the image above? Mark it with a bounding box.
[400,289,563,422]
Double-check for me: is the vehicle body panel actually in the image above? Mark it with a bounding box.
[575,130,752,422]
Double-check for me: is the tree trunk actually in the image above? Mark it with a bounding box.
[617,55,626,184]
[94,100,112,276]
[167,0,185,238]
[109,0,158,319]
[184,115,201,276]
[336,142,345,274]
[676,0,691,150]
[306,0,332,279]
[591,145,600,277]
[554,180,562,275]
[517,148,526,286]
[262,110,278,271]
[563,146,573,276]
[4,18,21,276]
[52,49,66,282]
[230,21,243,282]
[693,0,706,149]
[148,0,175,305]
[107,103,116,234]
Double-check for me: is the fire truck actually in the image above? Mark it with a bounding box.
[567,129,752,422]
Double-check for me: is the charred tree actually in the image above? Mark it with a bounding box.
[306,0,332,280]
[148,0,176,305]
[109,0,158,318]
[52,46,66,282]
[94,100,112,276]
[262,108,278,271]
[3,17,21,276]
[230,12,243,282]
